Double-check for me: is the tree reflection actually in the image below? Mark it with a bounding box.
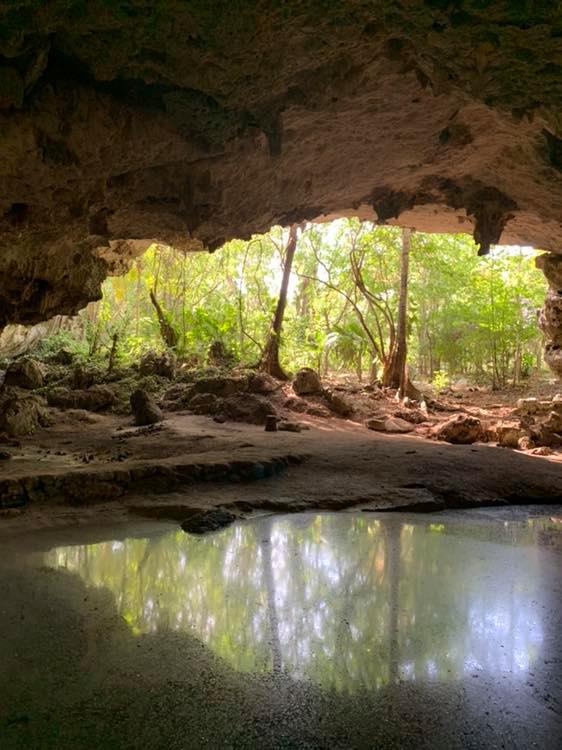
[45,514,553,692]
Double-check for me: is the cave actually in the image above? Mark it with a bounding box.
[1,3,562,748]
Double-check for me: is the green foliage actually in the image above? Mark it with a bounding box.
[50,221,547,386]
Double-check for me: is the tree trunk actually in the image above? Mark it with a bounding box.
[383,228,418,399]
[259,224,299,380]
[149,288,178,350]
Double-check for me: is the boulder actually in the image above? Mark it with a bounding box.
[130,388,163,426]
[222,394,275,425]
[515,397,539,415]
[283,396,308,413]
[433,414,485,444]
[193,376,248,397]
[139,350,176,379]
[247,371,278,394]
[293,368,322,396]
[365,416,415,434]
[323,389,353,417]
[4,359,44,389]
[0,389,50,436]
[496,421,524,448]
[188,392,221,415]
[47,385,115,412]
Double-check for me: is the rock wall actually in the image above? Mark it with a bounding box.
[1,2,562,374]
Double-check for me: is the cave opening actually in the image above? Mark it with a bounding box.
[1,1,562,746]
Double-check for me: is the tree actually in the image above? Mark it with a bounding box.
[383,227,414,399]
[259,224,299,379]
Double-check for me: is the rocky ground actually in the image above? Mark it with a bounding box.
[1,350,561,535]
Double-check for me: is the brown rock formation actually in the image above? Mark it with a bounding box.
[1,2,562,371]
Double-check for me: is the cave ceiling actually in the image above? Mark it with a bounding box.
[1,1,562,325]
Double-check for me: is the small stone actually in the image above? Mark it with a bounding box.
[531,446,553,456]
[518,435,534,451]
[365,416,414,434]
[277,420,304,432]
[0,450,12,460]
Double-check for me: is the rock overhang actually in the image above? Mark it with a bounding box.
[1,1,562,327]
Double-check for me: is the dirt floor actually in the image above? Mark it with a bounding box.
[1,391,561,537]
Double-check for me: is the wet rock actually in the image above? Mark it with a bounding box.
[4,359,44,390]
[181,508,237,534]
[365,416,415,434]
[293,368,322,396]
[193,376,248,397]
[130,388,163,426]
[139,350,176,379]
[222,394,276,425]
[433,414,485,444]
[47,385,115,412]
[188,392,221,415]
[0,450,12,460]
[323,389,354,417]
[0,389,50,436]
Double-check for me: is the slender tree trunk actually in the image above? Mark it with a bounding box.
[149,288,178,349]
[383,228,418,399]
[259,224,299,380]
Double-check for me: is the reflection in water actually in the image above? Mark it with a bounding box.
[46,513,559,692]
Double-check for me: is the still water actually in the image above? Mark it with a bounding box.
[45,509,562,693]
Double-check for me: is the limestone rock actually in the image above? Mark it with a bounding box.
[4,359,44,390]
[47,385,115,412]
[130,389,163,426]
[516,397,539,415]
[188,392,221,415]
[293,368,322,396]
[323,389,353,418]
[433,415,484,444]
[247,371,278,394]
[181,509,237,535]
[139,350,176,380]
[0,389,50,436]
[222,394,275,425]
[193,376,248,397]
[496,421,524,449]
[366,416,415,434]
[278,421,305,433]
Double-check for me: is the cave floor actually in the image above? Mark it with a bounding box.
[1,411,562,535]
[0,507,560,749]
